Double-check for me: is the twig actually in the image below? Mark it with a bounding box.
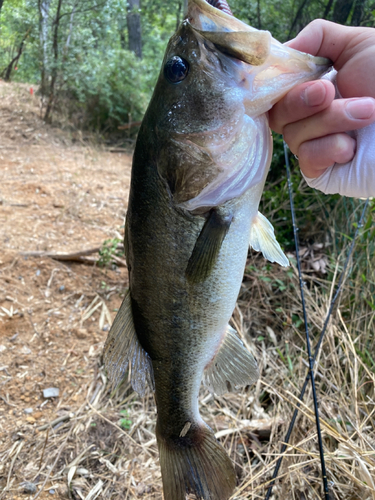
[117,120,142,130]
[38,413,74,431]
[38,428,49,470]
[31,427,73,500]
[20,247,126,266]
[21,247,101,260]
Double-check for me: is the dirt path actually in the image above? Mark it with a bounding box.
[0,82,138,499]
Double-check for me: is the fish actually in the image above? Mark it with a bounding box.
[103,1,331,499]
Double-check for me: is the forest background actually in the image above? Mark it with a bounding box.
[1,0,374,136]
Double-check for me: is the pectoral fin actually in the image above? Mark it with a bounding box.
[103,290,154,396]
[249,212,289,267]
[186,208,233,283]
[203,325,258,395]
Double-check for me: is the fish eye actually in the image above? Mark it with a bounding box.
[164,56,189,84]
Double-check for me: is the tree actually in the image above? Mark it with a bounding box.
[1,28,30,80]
[127,0,142,59]
[351,0,366,25]
[38,0,51,95]
[332,0,355,24]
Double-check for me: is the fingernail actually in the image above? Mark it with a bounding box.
[303,81,326,107]
[346,98,375,120]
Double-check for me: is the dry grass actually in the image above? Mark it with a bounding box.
[0,81,374,500]
[2,252,375,500]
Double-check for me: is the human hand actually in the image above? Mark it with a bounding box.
[268,19,375,197]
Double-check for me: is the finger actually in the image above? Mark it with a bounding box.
[283,97,375,153]
[287,19,375,98]
[269,79,335,134]
[297,133,356,178]
[287,19,361,64]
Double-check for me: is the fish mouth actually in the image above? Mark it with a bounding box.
[187,0,272,66]
[186,0,332,114]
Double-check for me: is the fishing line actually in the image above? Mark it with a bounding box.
[264,141,369,500]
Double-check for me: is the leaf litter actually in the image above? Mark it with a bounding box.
[0,81,374,500]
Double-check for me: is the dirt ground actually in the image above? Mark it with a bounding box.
[0,81,134,498]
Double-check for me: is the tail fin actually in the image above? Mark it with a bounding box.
[157,422,235,500]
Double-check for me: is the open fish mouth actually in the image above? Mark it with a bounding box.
[186,0,331,116]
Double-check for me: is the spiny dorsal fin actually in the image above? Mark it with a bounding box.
[103,290,154,396]
[203,324,259,395]
[249,211,289,267]
[186,208,233,283]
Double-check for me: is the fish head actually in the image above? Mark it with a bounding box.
[146,0,331,211]
[150,20,244,138]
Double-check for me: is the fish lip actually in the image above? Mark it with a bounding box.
[186,0,251,32]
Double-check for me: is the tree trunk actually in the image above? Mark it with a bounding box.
[351,0,366,25]
[176,2,182,31]
[322,0,334,19]
[2,30,30,81]
[38,0,52,96]
[256,0,261,29]
[44,0,63,122]
[64,3,76,51]
[332,0,355,24]
[288,0,311,38]
[127,0,142,59]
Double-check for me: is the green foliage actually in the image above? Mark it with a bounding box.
[2,0,374,129]
[98,238,124,267]
[0,0,39,81]
[0,0,177,130]
[261,134,340,250]
[63,47,151,130]
[119,409,132,430]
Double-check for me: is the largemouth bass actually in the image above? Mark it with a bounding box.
[104,1,331,498]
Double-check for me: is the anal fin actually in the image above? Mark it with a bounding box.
[203,325,259,395]
[249,211,289,267]
[103,289,154,396]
